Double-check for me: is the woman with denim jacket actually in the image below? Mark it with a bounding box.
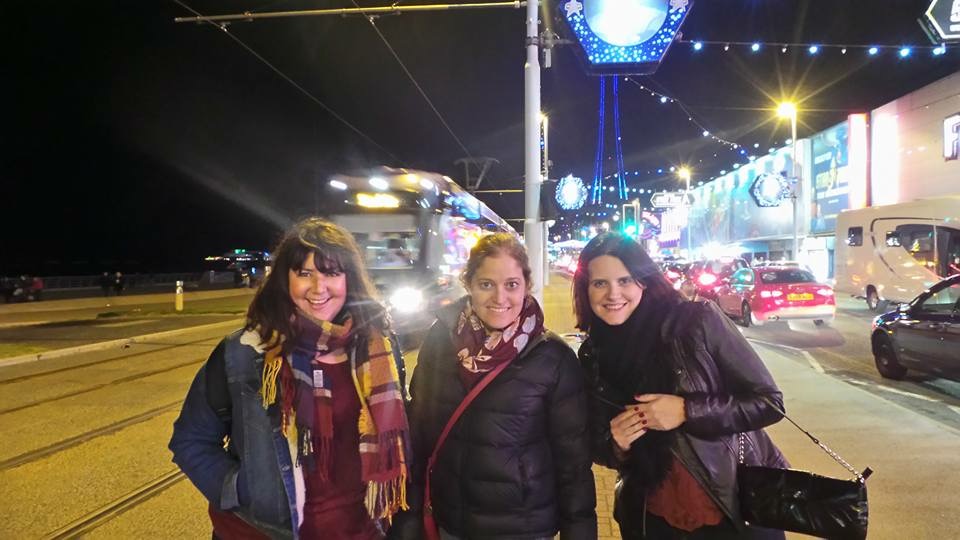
[170,218,410,539]
[574,233,787,539]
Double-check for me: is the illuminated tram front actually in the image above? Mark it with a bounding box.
[320,167,517,342]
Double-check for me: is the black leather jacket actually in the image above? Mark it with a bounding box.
[390,299,597,540]
[580,300,787,530]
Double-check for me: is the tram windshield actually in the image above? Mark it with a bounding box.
[353,231,421,269]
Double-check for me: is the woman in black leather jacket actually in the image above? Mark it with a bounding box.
[574,233,787,539]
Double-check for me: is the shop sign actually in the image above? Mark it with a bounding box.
[923,0,960,42]
[650,191,694,208]
[945,113,960,160]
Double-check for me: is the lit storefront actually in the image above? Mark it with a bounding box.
[680,143,809,262]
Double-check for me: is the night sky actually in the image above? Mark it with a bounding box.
[4,0,959,275]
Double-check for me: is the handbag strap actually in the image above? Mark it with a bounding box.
[740,396,872,482]
[424,356,517,513]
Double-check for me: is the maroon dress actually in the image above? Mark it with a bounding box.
[298,360,382,540]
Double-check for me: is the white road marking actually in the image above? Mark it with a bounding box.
[800,350,826,374]
[949,405,960,417]
[846,379,941,403]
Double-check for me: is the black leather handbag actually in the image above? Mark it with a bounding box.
[738,399,872,540]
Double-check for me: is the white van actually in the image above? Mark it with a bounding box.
[834,196,960,310]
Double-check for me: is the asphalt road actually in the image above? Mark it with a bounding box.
[739,296,960,432]
[1,276,959,538]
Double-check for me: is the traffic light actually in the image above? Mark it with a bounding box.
[540,179,559,221]
[621,203,639,236]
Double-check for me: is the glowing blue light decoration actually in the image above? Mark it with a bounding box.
[556,175,588,210]
[750,173,790,207]
[561,0,694,75]
[612,78,628,200]
[590,77,607,204]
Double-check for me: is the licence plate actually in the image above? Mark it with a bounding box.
[787,293,814,301]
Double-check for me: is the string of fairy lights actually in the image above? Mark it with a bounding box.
[680,39,949,58]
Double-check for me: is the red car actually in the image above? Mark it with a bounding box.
[715,266,836,327]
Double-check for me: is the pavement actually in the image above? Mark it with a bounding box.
[3,275,959,538]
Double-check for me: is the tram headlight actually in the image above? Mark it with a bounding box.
[389,287,424,313]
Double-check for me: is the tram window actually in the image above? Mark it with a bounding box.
[353,232,420,269]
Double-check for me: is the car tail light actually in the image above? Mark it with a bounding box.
[759,289,783,298]
[698,273,717,286]
[817,288,834,297]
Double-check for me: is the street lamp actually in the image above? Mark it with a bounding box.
[677,166,692,256]
[777,102,800,261]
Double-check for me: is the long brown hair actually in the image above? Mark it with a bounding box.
[246,217,386,353]
[572,232,682,331]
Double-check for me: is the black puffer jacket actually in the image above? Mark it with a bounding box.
[580,299,787,531]
[391,300,597,540]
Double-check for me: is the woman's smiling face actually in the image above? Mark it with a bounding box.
[587,255,644,326]
[467,254,527,330]
[288,254,347,322]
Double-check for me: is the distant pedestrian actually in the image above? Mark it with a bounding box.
[573,232,787,539]
[99,272,113,296]
[390,232,597,539]
[99,272,111,297]
[113,271,125,296]
[170,217,410,539]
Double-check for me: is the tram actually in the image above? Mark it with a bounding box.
[319,167,517,340]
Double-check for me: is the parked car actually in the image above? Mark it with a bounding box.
[660,261,690,289]
[686,257,750,301]
[715,266,836,327]
[871,274,960,380]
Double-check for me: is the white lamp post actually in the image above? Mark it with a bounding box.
[777,102,799,260]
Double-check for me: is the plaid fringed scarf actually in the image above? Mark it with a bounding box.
[258,309,410,521]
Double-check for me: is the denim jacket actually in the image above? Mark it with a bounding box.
[170,329,300,538]
[169,328,406,539]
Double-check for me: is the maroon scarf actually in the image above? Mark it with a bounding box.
[451,295,545,389]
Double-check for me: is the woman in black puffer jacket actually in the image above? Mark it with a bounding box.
[390,233,596,540]
[574,233,787,540]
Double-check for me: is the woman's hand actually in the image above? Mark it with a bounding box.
[633,393,686,431]
[610,407,647,453]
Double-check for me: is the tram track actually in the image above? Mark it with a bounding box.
[0,356,204,415]
[0,400,183,472]
[42,469,185,539]
[0,334,219,385]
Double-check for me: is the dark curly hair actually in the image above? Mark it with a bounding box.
[572,232,682,331]
[245,217,386,354]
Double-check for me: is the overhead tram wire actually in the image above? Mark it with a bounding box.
[172,0,402,163]
[349,0,476,162]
